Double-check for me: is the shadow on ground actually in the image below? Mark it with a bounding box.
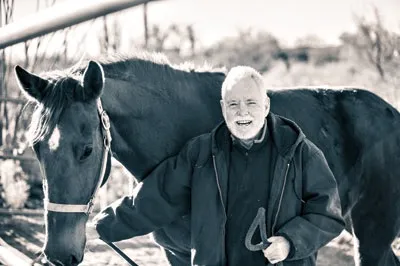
[1,213,399,265]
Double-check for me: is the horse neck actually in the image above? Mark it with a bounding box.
[101,70,224,181]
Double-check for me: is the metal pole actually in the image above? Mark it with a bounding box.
[143,2,148,48]
[0,0,161,49]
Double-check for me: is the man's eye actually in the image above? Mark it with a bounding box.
[229,103,238,107]
[248,102,256,105]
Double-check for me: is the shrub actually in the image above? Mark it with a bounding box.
[0,159,30,209]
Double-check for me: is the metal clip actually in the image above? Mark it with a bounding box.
[86,200,95,215]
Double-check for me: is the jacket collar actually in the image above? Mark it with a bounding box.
[231,121,268,150]
[211,112,305,159]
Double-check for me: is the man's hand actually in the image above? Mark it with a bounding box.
[262,236,290,264]
[86,222,100,241]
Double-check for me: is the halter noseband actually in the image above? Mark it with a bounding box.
[44,99,112,215]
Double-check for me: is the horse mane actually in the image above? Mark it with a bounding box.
[27,51,225,145]
[69,51,225,81]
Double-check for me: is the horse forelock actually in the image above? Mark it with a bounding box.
[28,72,85,145]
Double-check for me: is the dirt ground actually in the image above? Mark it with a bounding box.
[0,213,399,266]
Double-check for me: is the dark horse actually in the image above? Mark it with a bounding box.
[15,53,400,266]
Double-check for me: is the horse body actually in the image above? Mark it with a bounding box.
[15,54,400,266]
[100,67,225,179]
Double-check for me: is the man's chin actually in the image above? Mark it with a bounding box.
[231,131,258,141]
[227,124,259,139]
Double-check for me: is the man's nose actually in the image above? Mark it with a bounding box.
[238,102,249,115]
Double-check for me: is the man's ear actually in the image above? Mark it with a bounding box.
[265,96,270,116]
[220,99,226,118]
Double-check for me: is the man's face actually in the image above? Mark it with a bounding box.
[221,77,270,140]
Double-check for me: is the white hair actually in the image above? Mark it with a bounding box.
[221,66,266,99]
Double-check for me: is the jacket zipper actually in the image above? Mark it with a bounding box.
[270,163,290,266]
[212,155,227,265]
[271,163,290,235]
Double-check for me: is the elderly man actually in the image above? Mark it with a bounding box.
[90,66,345,265]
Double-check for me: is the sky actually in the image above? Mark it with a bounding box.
[140,0,400,46]
[6,0,400,57]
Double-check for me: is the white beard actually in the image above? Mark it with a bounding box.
[227,118,265,140]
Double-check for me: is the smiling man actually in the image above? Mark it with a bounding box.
[90,66,345,266]
[220,66,270,145]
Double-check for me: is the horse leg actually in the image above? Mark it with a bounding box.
[152,228,191,266]
[350,172,400,266]
[162,249,191,266]
[151,216,191,266]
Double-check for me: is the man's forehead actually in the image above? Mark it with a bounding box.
[225,77,260,96]
[231,76,257,87]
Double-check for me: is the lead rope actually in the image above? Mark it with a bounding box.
[245,207,270,251]
[102,241,139,266]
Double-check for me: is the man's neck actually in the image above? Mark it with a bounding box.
[234,121,267,150]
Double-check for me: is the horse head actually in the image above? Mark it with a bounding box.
[15,61,111,265]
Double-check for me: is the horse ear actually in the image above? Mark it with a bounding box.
[14,65,49,102]
[82,61,104,100]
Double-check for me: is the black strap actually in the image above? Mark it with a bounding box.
[103,240,139,266]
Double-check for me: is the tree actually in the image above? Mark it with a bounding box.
[186,25,196,57]
[99,16,122,55]
[204,30,281,73]
[295,34,325,48]
[340,7,400,79]
[0,0,17,149]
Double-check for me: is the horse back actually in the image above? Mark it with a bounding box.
[269,88,400,213]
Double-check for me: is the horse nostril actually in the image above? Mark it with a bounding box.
[70,254,81,266]
[45,254,80,266]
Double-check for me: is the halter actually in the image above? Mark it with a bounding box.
[44,99,112,215]
[40,99,139,265]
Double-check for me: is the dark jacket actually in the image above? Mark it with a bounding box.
[95,113,345,266]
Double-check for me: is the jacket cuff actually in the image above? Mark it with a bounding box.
[275,232,295,260]
[95,220,112,242]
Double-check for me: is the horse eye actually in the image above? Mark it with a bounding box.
[80,145,93,161]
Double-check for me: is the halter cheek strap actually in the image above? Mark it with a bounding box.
[44,99,112,215]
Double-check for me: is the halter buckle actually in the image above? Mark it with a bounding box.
[86,200,95,215]
[101,111,111,130]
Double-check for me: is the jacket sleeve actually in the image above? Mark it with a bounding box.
[276,143,345,260]
[93,141,194,243]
